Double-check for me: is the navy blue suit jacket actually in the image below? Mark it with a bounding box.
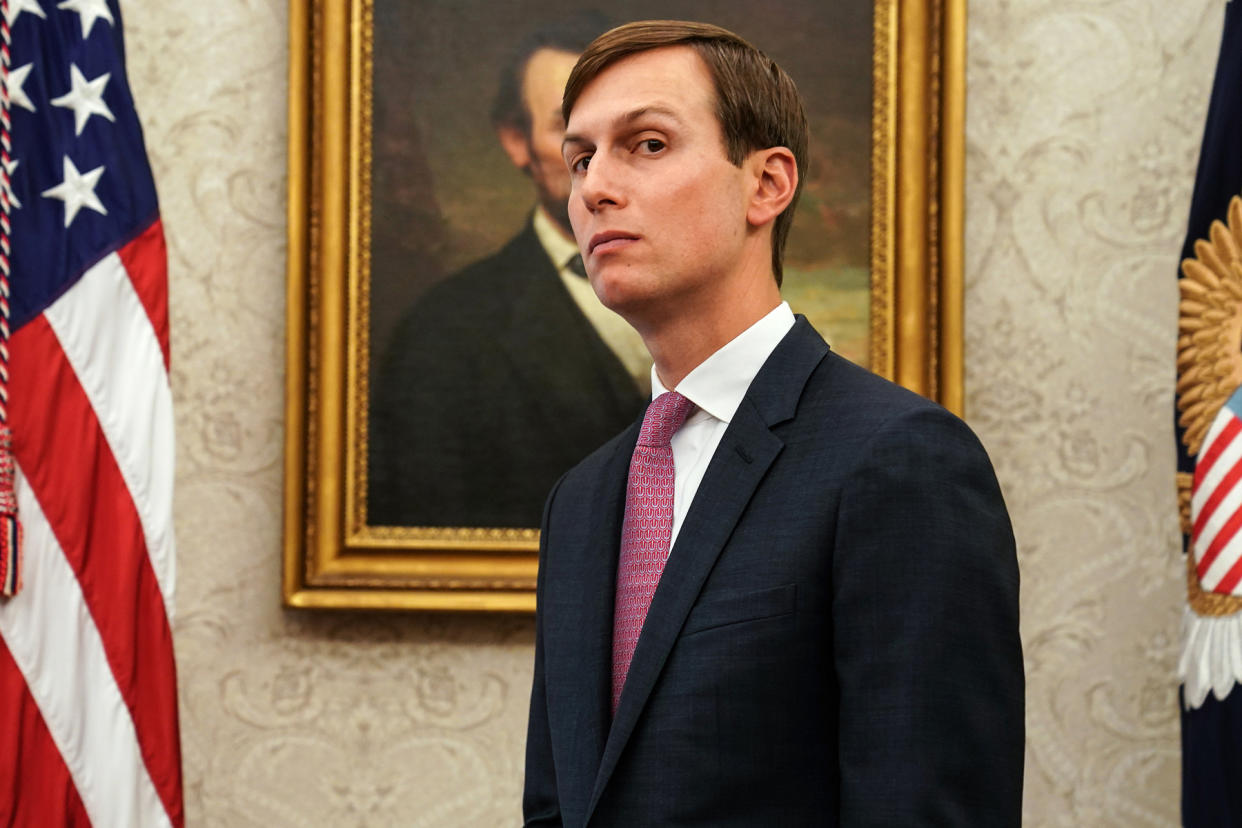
[524,317,1024,826]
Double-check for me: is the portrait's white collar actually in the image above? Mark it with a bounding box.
[532,205,580,271]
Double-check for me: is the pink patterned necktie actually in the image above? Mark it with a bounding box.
[611,390,694,714]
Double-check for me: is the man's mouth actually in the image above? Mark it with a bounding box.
[589,231,639,255]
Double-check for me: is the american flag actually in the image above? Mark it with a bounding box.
[0,0,183,824]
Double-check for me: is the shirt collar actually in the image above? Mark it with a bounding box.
[651,302,796,424]
[532,205,580,271]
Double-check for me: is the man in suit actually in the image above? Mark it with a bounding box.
[369,15,648,528]
[524,21,1025,826]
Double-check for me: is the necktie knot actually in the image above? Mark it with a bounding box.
[566,253,587,278]
[637,391,693,447]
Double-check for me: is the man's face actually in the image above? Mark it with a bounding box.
[500,48,579,234]
[561,47,754,323]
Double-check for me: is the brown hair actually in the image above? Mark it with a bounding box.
[562,20,809,285]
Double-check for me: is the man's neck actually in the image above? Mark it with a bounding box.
[645,281,783,390]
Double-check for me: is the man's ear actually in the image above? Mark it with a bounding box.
[498,124,532,172]
[746,147,798,228]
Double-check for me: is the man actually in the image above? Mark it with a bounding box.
[524,21,1024,826]
[369,14,649,528]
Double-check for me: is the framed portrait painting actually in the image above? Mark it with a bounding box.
[284,0,966,610]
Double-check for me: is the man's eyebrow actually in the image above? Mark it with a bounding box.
[619,105,684,126]
[562,104,686,152]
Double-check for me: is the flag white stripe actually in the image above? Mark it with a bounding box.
[1191,416,1242,555]
[1192,420,1242,517]
[1201,531,1242,592]
[1193,461,1242,556]
[1200,401,1237,462]
[43,251,176,617]
[0,467,171,828]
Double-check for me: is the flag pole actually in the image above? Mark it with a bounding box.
[0,0,19,598]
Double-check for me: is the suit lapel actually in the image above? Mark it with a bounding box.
[544,423,637,819]
[585,318,829,821]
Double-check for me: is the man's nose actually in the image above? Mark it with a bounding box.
[579,156,624,213]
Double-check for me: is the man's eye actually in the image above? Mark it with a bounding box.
[571,155,592,173]
[640,139,665,153]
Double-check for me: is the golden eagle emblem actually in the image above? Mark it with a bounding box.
[1177,194,1242,615]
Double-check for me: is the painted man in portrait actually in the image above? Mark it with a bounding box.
[369,13,649,528]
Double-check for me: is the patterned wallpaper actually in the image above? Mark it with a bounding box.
[966,2,1221,824]
[122,0,1220,823]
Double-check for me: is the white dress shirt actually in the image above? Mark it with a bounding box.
[652,302,797,547]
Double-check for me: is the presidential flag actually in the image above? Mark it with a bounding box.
[0,0,182,824]
[1175,2,1242,825]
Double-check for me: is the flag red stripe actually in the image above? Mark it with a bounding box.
[1195,417,1242,486]
[0,636,92,826]
[1214,552,1242,594]
[1193,445,1242,539]
[1197,498,1242,580]
[117,219,170,370]
[11,316,184,827]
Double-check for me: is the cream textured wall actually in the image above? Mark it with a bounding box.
[966,3,1221,824]
[122,0,1220,823]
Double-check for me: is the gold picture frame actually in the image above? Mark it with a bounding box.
[283,0,966,611]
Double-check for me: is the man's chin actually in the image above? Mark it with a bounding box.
[590,277,659,329]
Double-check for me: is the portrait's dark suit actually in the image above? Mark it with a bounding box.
[524,317,1024,826]
[369,220,645,528]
